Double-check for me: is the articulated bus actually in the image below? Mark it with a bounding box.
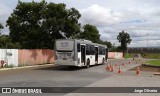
[54,39,108,68]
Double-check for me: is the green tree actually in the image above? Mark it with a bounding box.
[102,41,112,48]
[0,23,3,30]
[79,24,100,43]
[117,30,132,55]
[0,35,21,48]
[41,3,81,48]
[6,0,81,49]
[63,8,81,38]
[0,35,8,48]
[99,40,112,49]
[7,1,47,48]
[0,23,3,35]
[0,23,4,48]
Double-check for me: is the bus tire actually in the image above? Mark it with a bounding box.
[86,59,90,68]
[102,58,105,64]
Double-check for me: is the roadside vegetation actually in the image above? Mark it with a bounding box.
[124,53,160,67]
[124,53,160,59]
[143,54,160,59]
[124,54,133,58]
[146,60,160,66]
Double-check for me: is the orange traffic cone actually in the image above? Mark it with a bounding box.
[129,61,131,64]
[109,64,112,71]
[118,66,122,74]
[115,62,118,66]
[110,65,114,72]
[105,64,110,70]
[136,67,140,75]
[122,62,125,66]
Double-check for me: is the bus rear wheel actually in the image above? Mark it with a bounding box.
[102,58,105,64]
[86,59,90,68]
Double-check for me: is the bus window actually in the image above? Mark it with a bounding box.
[99,47,105,55]
[91,45,95,55]
[86,44,91,55]
[105,48,108,61]
[99,47,102,55]
[77,43,80,52]
[102,47,105,55]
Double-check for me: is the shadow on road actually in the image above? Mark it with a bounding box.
[34,64,104,71]
[34,65,83,71]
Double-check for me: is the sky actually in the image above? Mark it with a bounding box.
[0,0,160,47]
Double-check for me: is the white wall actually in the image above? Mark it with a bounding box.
[0,49,18,67]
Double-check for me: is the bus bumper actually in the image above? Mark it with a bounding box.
[55,60,77,66]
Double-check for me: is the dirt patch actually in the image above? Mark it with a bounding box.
[129,65,160,72]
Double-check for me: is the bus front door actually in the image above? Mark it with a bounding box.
[95,47,98,63]
[81,45,86,64]
[105,48,108,61]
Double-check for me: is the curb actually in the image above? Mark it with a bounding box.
[108,58,125,60]
[0,64,54,71]
[142,64,160,68]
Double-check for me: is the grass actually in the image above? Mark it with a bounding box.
[144,54,160,59]
[124,53,160,59]
[124,54,133,58]
[146,60,160,66]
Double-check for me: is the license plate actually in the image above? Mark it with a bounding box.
[63,58,67,60]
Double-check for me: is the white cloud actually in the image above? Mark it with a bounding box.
[0,3,11,34]
[0,0,160,47]
[79,3,160,47]
[79,4,123,27]
[0,4,11,23]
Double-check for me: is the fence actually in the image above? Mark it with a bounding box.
[108,52,123,59]
[18,49,54,66]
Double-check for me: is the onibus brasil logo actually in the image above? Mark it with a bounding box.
[2,88,42,94]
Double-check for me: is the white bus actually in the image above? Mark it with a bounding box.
[54,39,108,68]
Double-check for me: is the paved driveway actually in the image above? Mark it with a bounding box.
[0,59,154,96]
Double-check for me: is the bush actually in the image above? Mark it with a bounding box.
[4,64,14,68]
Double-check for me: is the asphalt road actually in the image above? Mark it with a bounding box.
[0,64,112,87]
[0,59,136,96]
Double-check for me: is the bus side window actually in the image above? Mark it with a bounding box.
[102,47,105,55]
[99,47,105,55]
[86,44,91,55]
[77,43,80,52]
[91,45,95,55]
[99,47,102,55]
